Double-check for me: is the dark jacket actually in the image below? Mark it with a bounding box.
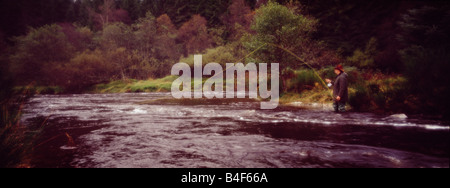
[333,72,349,103]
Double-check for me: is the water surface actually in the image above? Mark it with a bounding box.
[22,93,449,168]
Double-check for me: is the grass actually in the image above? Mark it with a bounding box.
[0,89,38,168]
[90,76,177,93]
[13,86,64,95]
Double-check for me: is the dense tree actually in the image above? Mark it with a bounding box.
[132,12,175,78]
[140,0,232,27]
[58,23,94,51]
[67,0,95,27]
[156,14,181,62]
[246,1,337,92]
[178,15,213,56]
[119,0,142,22]
[247,2,317,69]
[133,12,158,59]
[0,0,74,38]
[221,0,254,40]
[55,49,116,90]
[347,37,378,69]
[100,22,134,50]
[88,0,131,29]
[10,24,74,84]
[398,5,450,116]
[295,0,415,72]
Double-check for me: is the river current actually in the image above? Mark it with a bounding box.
[22,93,449,168]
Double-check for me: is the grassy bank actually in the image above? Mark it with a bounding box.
[87,66,412,114]
[13,85,64,95]
[19,66,415,115]
[88,76,177,93]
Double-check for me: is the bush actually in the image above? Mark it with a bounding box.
[10,24,74,84]
[287,69,322,93]
[52,50,116,91]
[348,75,408,112]
[348,84,371,111]
[247,1,318,72]
[180,45,237,67]
[347,37,378,69]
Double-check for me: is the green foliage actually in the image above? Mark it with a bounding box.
[60,49,115,91]
[100,22,134,50]
[209,26,227,46]
[180,45,239,67]
[348,75,408,112]
[1,0,449,118]
[348,84,371,111]
[11,24,74,84]
[140,0,232,27]
[133,12,158,56]
[248,1,318,70]
[347,37,378,69]
[398,5,450,116]
[75,26,95,50]
[91,76,177,93]
[286,69,322,93]
[1,87,36,168]
[120,0,142,22]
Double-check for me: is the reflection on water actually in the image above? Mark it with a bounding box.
[22,93,449,168]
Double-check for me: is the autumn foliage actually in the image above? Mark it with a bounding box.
[221,0,254,37]
[178,15,212,56]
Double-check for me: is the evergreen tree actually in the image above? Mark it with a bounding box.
[398,4,450,116]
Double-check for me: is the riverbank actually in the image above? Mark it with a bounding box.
[15,70,427,117]
[88,76,176,93]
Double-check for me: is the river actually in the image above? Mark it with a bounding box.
[22,93,449,168]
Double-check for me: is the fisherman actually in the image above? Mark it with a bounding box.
[326,65,348,113]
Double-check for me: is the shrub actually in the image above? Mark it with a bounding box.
[287,69,322,93]
[178,15,212,56]
[180,45,237,67]
[55,50,116,91]
[347,37,378,69]
[348,84,371,111]
[10,24,74,84]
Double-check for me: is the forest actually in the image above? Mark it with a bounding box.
[1,0,450,169]
[1,0,450,118]
[0,0,450,114]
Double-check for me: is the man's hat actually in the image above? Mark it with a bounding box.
[335,64,344,72]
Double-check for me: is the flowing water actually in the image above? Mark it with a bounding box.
[22,93,449,168]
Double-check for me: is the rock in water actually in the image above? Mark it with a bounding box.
[390,114,408,119]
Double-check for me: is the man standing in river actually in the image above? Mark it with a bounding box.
[326,65,349,113]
